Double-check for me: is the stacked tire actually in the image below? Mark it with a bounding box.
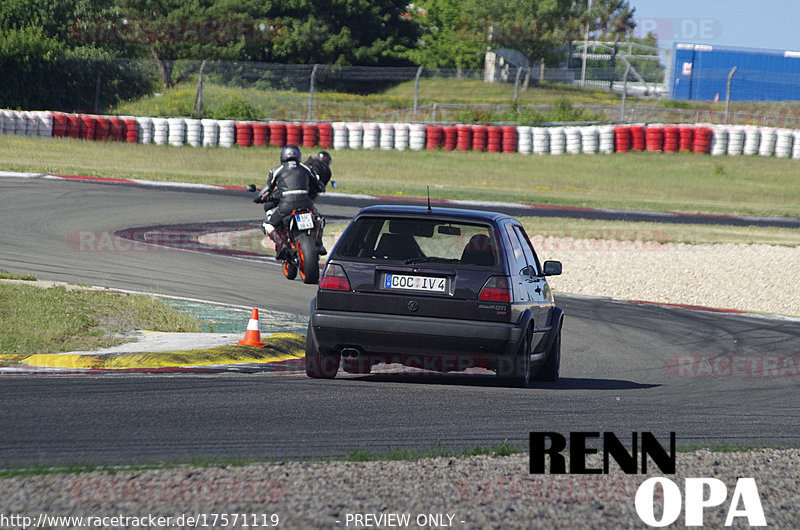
[630,125,646,151]
[81,116,96,140]
[185,118,201,147]
[426,125,443,150]
[252,122,269,147]
[580,126,599,154]
[269,122,286,147]
[679,126,694,152]
[743,127,760,155]
[152,118,169,145]
[218,120,235,148]
[727,126,744,155]
[124,118,139,143]
[409,123,426,151]
[456,125,473,152]
[37,111,53,137]
[663,126,680,153]
[362,122,379,149]
[693,126,712,154]
[302,123,317,148]
[501,126,517,153]
[318,122,333,149]
[442,125,458,151]
[472,125,487,152]
[393,123,409,150]
[286,123,302,146]
[645,125,664,152]
[532,127,549,155]
[775,129,794,158]
[710,126,728,156]
[758,128,777,157]
[379,123,394,151]
[109,117,125,142]
[235,122,253,147]
[487,126,502,153]
[565,127,581,154]
[549,127,566,155]
[332,122,348,150]
[516,126,531,154]
[201,119,218,147]
[613,126,631,153]
[346,122,362,149]
[793,131,800,159]
[167,118,185,147]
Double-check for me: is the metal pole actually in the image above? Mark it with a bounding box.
[580,0,593,86]
[513,67,522,103]
[193,59,207,119]
[724,66,737,123]
[413,66,423,121]
[94,74,101,113]
[307,64,318,121]
[620,63,631,121]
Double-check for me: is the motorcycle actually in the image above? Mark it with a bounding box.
[247,185,325,284]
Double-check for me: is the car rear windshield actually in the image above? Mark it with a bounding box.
[334,216,501,269]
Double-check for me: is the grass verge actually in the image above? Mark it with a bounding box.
[0,282,199,355]
[2,135,799,217]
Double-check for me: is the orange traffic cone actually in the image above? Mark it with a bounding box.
[238,308,266,347]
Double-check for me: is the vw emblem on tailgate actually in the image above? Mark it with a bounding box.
[407,300,419,312]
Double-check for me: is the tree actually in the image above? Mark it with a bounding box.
[116,0,259,87]
[403,0,484,69]
[246,0,420,66]
[465,0,582,68]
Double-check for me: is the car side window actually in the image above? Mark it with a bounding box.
[514,225,541,276]
[503,224,530,276]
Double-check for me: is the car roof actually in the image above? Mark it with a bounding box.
[354,205,515,225]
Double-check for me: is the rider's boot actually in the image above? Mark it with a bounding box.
[269,232,289,261]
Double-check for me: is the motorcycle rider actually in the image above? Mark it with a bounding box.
[305,151,332,199]
[255,145,325,260]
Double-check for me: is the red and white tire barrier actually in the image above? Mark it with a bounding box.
[4,107,800,159]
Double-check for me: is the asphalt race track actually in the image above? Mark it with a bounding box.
[1,177,799,467]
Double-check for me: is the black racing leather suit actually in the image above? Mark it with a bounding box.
[257,160,324,226]
[304,157,331,199]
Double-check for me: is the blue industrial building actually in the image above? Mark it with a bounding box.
[670,43,800,101]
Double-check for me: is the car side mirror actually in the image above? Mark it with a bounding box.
[543,260,562,276]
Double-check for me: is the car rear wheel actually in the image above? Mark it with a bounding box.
[534,325,561,382]
[305,323,339,379]
[296,233,319,284]
[499,328,531,388]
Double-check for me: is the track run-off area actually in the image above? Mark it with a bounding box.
[1,174,799,467]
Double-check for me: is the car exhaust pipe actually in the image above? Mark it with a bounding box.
[341,348,360,358]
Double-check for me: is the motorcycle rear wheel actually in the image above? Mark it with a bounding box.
[296,233,320,284]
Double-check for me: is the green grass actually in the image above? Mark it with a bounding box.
[114,79,628,122]
[345,441,523,462]
[2,135,799,217]
[112,76,800,125]
[0,282,200,355]
[0,271,37,281]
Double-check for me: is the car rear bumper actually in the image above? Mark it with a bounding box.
[309,309,522,360]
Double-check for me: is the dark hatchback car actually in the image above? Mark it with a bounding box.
[305,205,564,387]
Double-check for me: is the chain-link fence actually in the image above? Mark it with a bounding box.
[11,58,800,128]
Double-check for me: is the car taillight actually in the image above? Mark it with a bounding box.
[479,276,511,302]
[319,263,351,291]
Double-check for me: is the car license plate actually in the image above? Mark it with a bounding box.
[384,274,446,292]
[295,212,314,230]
